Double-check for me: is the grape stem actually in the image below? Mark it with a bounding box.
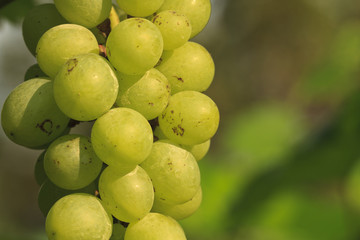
[109,6,120,30]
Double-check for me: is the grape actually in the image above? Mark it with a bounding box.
[38,180,97,216]
[24,64,47,81]
[53,53,119,121]
[91,108,153,172]
[152,10,191,50]
[54,0,112,29]
[158,91,219,145]
[44,134,103,190]
[181,140,210,161]
[124,213,186,240]
[116,68,170,120]
[22,4,67,56]
[45,193,112,240]
[152,187,202,220]
[154,127,210,161]
[34,151,48,186]
[36,24,99,78]
[110,223,126,240]
[106,18,163,75]
[156,41,215,94]
[116,0,164,17]
[158,0,211,38]
[140,141,200,204]
[1,78,70,148]
[99,166,154,223]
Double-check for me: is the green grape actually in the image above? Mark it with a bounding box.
[154,127,210,161]
[99,166,154,223]
[140,141,200,204]
[156,41,215,94]
[54,0,112,28]
[152,187,202,220]
[24,64,47,81]
[181,140,210,161]
[38,180,97,216]
[158,0,211,38]
[22,4,67,56]
[44,134,103,190]
[45,193,112,240]
[34,151,48,186]
[152,10,191,50]
[116,0,164,17]
[1,78,70,148]
[116,68,170,120]
[158,91,219,145]
[91,108,153,172]
[53,53,119,121]
[110,223,126,240]
[36,24,99,78]
[124,213,186,240]
[106,18,163,75]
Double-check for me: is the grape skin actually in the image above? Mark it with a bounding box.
[156,41,215,94]
[158,91,220,145]
[53,53,119,121]
[44,134,103,190]
[158,0,211,38]
[36,24,99,78]
[125,213,186,240]
[116,68,171,120]
[54,0,112,28]
[106,18,163,75]
[22,4,67,56]
[91,107,153,172]
[99,166,154,223]
[1,78,70,148]
[116,0,164,17]
[140,141,201,205]
[152,10,192,50]
[45,193,112,240]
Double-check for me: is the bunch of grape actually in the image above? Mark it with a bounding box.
[1,0,219,239]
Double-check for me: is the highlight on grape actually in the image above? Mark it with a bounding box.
[1,0,219,239]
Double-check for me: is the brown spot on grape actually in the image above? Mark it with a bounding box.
[173,76,184,82]
[171,110,174,114]
[36,119,53,136]
[172,124,184,136]
[10,132,14,137]
[67,58,78,73]
[148,102,154,106]
[84,146,87,150]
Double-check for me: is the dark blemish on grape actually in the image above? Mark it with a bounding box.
[161,112,166,119]
[148,102,154,106]
[36,119,53,136]
[186,21,190,27]
[66,145,69,148]
[51,232,56,236]
[56,125,60,129]
[171,110,174,114]
[84,146,88,150]
[173,76,184,82]
[10,132,14,137]
[114,145,117,147]
[136,45,140,48]
[172,125,184,136]
[160,198,165,200]
[38,91,42,95]
[67,58,78,73]
[153,186,156,192]
[152,15,160,23]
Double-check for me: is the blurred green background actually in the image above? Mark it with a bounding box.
[1,0,360,239]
